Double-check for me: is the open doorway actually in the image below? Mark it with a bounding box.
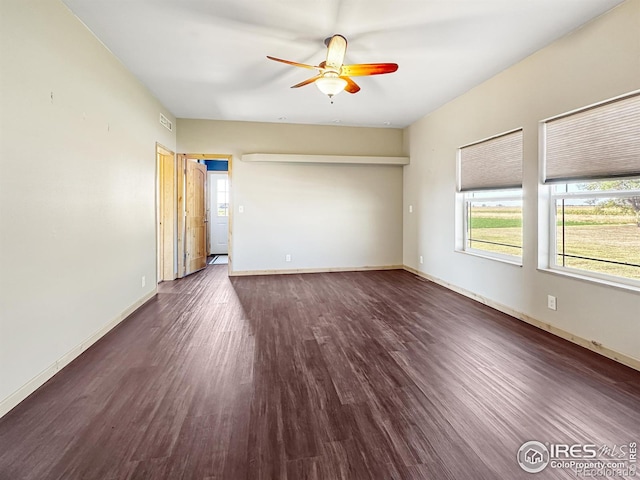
[176,154,232,275]
[206,157,230,267]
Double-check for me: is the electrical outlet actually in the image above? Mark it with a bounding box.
[285,254,291,262]
[419,255,424,264]
[547,295,557,311]
[141,276,146,288]
[409,205,413,213]
[239,205,244,213]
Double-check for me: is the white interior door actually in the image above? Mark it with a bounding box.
[208,172,229,255]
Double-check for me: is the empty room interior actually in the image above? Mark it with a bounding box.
[1,0,640,479]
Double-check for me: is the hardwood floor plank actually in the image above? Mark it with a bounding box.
[1,267,639,479]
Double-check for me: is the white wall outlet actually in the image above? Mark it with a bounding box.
[285,254,291,262]
[419,255,424,264]
[409,205,413,213]
[547,295,557,311]
[141,276,146,288]
[238,205,244,213]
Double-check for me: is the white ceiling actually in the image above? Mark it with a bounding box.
[62,0,623,128]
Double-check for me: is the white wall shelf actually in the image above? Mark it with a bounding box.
[242,153,409,165]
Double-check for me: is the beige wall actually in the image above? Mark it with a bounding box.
[178,120,404,273]
[0,0,176,414]
[404,1,640,361]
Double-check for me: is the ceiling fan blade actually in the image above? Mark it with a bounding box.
[342,77,361,94]
[290,74,323,88]
[325,34,347,70]
[340,63,398,77]
[267,56,321,71]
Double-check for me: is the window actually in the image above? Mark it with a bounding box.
[551,180,640,284]
[216,178,229,217]
[458,129,523,263]
[464,189,523,260]
[543,91,640,286]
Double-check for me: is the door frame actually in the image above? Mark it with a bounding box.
[156,143,176,283]
[177,153,233,276]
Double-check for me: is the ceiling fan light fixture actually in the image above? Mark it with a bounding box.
[267,34,397,98]
[316,73,347,98]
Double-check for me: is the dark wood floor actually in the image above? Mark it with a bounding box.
[1,267,639,480]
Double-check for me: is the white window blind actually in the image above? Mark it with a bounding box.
[459,129,523,191]
[544,92,640,183]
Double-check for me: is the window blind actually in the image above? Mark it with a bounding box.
[459,129,523,191]
[544,92,640,183]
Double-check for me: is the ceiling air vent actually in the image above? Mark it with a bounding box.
[159,113,173,132]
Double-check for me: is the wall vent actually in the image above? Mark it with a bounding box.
[159,113,173,132]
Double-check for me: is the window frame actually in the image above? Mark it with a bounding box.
[548,183,640,288]
[460,189,524,265]
[540,90,640,291]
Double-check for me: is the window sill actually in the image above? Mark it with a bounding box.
[537,267,640,295]
[455,248,523,267]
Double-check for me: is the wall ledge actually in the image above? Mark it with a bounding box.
[242,153,409,165]
[403,265,640,373]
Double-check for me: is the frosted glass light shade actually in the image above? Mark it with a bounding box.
[316,75,347,97]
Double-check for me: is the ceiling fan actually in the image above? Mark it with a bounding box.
[267,34,398,102]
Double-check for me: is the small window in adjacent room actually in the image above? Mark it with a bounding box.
[542,90,640,287]
[458,129,524,263]
[217,178,229,217]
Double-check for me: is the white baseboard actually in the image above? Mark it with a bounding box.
[403,266,640,372]
[0,288,158,419]
[229,265,403,277]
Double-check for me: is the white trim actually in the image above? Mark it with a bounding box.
[537,183,552,270]
[456,149,462,192]
[549,185,558,272]
[545,265,640,292]
[465,193,523,201]
[0,289,158,419]
[539,120,548,185]
[455,248,523,266]
[539,267,640,294]
[552,189,640,200]
[403,266,640,372]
